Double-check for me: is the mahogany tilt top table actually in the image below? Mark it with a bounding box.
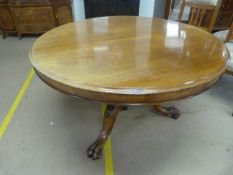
[29,16,228,160]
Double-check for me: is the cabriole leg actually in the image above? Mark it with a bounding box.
[87,104,122,160]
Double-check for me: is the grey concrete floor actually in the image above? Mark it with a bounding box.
[0,36,233,175]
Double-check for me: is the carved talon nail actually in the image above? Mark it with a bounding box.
[164,106,180,119]
[87,141,104,160]
[153,105,180,119]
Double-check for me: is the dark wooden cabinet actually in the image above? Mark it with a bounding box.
[54,0,73,26]
[84,0,140,19]
[55,5,73,25]
[0,6,15,31]
[10,6,56,35]
[0,0,73,39]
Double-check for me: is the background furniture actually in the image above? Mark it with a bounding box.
[225,23,233,43]
[84,0,140,19]
[223,22,233,75]
[215,0,233,30]
[213,21,233,74]
[178,0,222,32]
[30,16,228,160]
[169,0,233,31]
[0,0,73,39]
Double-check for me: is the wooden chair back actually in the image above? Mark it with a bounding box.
[225,22,233,43]
[224,21,233,75]
[178,0,222,32]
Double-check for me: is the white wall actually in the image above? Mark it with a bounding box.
[139,0,156,17]
[72,0,85,21]
[72,0,157,21]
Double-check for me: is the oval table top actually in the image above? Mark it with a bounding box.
[30,16,229,104]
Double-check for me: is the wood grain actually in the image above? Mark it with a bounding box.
[30,16,229,104]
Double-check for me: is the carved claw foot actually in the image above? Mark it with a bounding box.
[153,105,180,119]
[163,106,180,119]
[87,140,104,160]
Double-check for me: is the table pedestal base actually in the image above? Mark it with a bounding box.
[87,104,180,160]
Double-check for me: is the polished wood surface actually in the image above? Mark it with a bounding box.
[30,16,228,104]
[178,0,222,32]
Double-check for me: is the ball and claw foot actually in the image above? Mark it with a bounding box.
[87,140,104,160]
[153,105,180,119]
[163,106,180,119]
[122,106,128,111]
